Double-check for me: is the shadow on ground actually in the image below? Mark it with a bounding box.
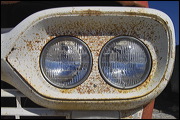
[154,77,179,119]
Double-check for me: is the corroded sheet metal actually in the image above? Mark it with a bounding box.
[6,12,167,99]
[1,7,175,110]
[142,99,155,119]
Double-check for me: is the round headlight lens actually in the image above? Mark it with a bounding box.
[40,36,92,88]
[99,36,151,89]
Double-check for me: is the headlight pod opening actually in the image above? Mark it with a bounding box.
[40,36,92,89]
[99,36,152,89]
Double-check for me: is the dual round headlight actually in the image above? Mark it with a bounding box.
[40,36,92,88]
[99,36,151,89]
[40,36,151,89]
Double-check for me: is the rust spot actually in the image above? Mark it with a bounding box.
[20,32,24,36]
[161,72,168,82]
[24,40,33,51]
[78,9,102,16]
[11,47,16,52]
[35,40,41,43]
[45,36,56,42]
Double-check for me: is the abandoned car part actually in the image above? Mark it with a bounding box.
[1,7,175,118]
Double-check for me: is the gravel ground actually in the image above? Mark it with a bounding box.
[152,85,179,119]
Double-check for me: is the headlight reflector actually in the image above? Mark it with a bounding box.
[40,36,92,88]
[99,36,151,89]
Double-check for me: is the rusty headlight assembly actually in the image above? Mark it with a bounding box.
[40,36,92,88]
[1,7,175,111]
[99,36,151,89]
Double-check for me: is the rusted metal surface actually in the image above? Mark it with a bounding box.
[141,99,155,119]
[1,7,175,110]
[0,60,173,111]
[116,1,149,8]
[1,1,20,4]
[6,11,167,99]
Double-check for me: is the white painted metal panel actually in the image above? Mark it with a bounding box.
[1,7,175,110]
